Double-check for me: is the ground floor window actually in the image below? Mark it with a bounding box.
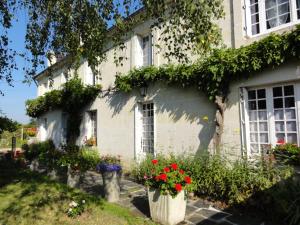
[88,110,97,146]
[142,102,154,154]
[242,83,299,155]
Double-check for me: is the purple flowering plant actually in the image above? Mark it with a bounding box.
[96,155,122,173]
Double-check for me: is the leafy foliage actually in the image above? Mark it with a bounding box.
[59,145,101,172]
[115,26,300,100]
[132,153,293,204]
[0,116,20,134]
[21,0,224,79]
[26,77,101,143]
[273,143,300,165]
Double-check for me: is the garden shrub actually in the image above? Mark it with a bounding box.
[273,143,300,165]
[59,145,100,172]
[132,153,293,205]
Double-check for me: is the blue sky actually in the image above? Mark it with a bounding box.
[0,10,37,124]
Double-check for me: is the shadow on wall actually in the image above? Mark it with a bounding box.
[106,83,216,152]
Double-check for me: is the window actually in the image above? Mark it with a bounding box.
[89,111,97,144]
[142,35,152,66]
[142,103,154,154]
[247,0,299,36]
[248,89,269,153]
[244,84,299,155]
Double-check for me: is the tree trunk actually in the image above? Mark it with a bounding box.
[213,95,226,154]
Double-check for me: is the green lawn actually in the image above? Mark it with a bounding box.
[0,158,154,225]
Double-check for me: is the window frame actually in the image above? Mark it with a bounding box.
[245,0,300,37]
[141,34,153,67]
[242,82,300,157]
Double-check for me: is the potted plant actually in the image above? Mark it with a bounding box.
[96,155,122,202]
[144,159,193,225]
[85,137,96,147]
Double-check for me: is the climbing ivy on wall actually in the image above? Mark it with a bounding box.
[26,77,101,144]
[115,25,300,101]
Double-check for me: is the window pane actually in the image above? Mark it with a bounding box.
[273,87,282,97]
[284,85,294,96]
[259,111,267,120]
[252,24,260,35]
[260,133,269,143]
[258,100,266,109]
[250,122,258,131]
[287,133,297,144]
[257,89,266,99]
[249,101,257,110]
[276,133,285,143]
[248,90,256,100]
[286,121,297,131]
[259,122,268,132]
[274,110,284,120]
[251,133,258,142]
[285,109,296,119]
[275,121,285,131]
[274,98,283,108]
[251,144,259,153]
[251,14,260,24]
[249,111,257,121]
[251,4,259,13]
[285,97,295,108]
[297,0,300,19]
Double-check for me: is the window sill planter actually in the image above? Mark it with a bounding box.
[67,166,82,188]
[148,188,187,225]
[96,163,122,202]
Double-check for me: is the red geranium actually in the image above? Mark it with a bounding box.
[170,163,178,170]
[184,176,192,184]
[152,159,158,165]
[164,167,170,173]
[179,169,184,174]
[174,183,182,192]
[159,173,167,182]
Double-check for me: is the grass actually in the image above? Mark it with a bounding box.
[0,157,155,225]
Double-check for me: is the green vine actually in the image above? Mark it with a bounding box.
[26,77,101,144]
[115,25,300,101]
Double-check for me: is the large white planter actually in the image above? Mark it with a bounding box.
[102,171,121,202]
[148,188,187,225]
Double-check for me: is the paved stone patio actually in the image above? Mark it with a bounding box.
[80,171,267,225]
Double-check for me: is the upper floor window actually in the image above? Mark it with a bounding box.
[142,35,152,66]
[247,0,300,36]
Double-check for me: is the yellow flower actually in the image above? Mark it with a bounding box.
[202,116,209,122]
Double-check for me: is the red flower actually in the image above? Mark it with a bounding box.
[184,176,192,184]
[174,183,182,192]
[155,176,160,181]
[159,173,167,182]
[170,163,178,170]
[164,167,170,173]
[179,169,184,174]
[152,159,158,165]
[277,139,285,145]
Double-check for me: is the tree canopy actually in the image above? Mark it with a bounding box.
[0,116,20,134]
[0,0,224,90]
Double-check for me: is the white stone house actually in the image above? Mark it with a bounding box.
[34,0,300,163]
